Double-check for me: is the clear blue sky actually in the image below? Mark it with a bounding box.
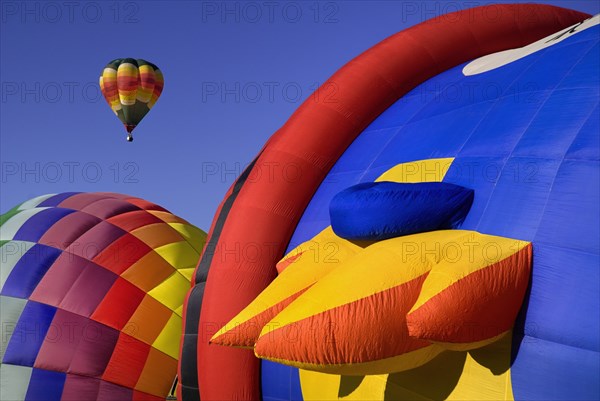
[2,0,598,230]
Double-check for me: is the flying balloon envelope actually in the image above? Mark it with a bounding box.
[0,192,205,401]
[99,59,164,142]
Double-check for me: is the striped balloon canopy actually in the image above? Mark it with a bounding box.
[0,192,206,401]
[99,59,164,141]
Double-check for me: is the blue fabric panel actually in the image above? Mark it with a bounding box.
[1,244,62,298]
[287,170,363,250]
[410,73,519,123]
[290,367,302,401]
[287,218,331,252]
[442,156,507,230]
[511,336,600,401]
[36,192,80,208]
[566,104,600,161]
[264,24,600,401]
[535,160,600,254]
[556,42,600,90]
[25,368,66,401]
[2,301,57,366]
[329,182,473,240]
[511,88,599,160]
[13,208,75,242]
[521,244,599,352]
[261,360,302,401]
[329,127,401,174]
[476,157,561,240]
[504,34,596,94]
[457,94,551,158]
[372,101,492,168]
[364,86,440,131]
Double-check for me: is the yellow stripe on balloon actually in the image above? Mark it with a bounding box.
[148,271,190,315]
[152,313,182,359]
[167,223,207,254]
[100,68,121,112]
[117,63,139,105]
[154,241,200,270]
[136,64,155,103]
[136,90,153,103]
[99,77,118,115]
[178,267,196,281]
[101,68,118,86]
[148,69,164,109]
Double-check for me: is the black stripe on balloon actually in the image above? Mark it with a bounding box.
[106,59,122,68]
[137,59,159,70]
[180,282,204,401]
[181,155,259,401]
[121,57,138,67]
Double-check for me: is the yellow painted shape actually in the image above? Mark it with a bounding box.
[296,158,515,400]
[152,313,182,359]
[300,370,388,401]
[298,331,514,401]
[212,226,363,343]
[214,158,455,347]
[409,235,530,313]
[295,158,452,399]
[375,158,454,183]
[260,230,474,337]
[148,271,190,315]
[385,330,515,401]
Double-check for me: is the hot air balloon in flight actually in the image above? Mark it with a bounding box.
[99,59,164,142]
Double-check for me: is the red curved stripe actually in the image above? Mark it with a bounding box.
[181,4,589,400]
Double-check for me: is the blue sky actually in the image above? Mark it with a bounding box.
[2,0,598,230]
